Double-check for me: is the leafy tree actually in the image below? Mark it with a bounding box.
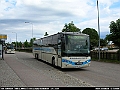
[24,40,29,48]
[29,38,36,47]
[82,28,99,47]
[105,34,111,41]
[105,34,113,46]
[18,41,22,48]
[62,21,81,32]
[106,18,120,60]
[100,39,107,47]
[108,18,120,48]
[44,32,49,36]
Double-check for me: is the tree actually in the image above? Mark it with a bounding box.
[44,32,49,36]
[109,18,120,60]
[24,40,29,48]
[29,38,36,47]
[105,34,111,41]
[62,21,81,32]
[100,39,107,47]
[82,28,99,47]
[109,18,120,48]
[18,41,22,48]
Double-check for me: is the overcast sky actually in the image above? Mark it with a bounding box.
[0,0,120,43]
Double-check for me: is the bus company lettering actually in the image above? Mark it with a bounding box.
[70,57,87,59]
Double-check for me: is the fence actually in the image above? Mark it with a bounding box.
[91,51,120,61]
[17,48,32,53]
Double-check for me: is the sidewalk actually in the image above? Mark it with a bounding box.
[0,59,26,87]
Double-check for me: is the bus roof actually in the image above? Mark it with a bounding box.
[58,32,89,36]
[35,32,89,41]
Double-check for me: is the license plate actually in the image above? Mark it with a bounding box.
[76,62,82,65]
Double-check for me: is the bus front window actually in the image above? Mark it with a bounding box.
[63,35,90,56]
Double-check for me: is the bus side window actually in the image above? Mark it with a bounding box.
[58,39,61,45]
[58,39,61,49]
[86,40,88,46]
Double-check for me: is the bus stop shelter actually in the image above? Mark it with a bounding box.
[0,34,7,60]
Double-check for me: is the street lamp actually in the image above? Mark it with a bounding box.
[25,22,33,38]
[12,32,17,50]
[97,0,101,61]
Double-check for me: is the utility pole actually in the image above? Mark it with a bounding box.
[25,22,33,38]
[97,0,101,61]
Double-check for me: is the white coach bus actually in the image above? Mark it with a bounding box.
[33,32,91,68]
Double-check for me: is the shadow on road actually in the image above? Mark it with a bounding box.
[59,68,89,72]
[34,58,90,72]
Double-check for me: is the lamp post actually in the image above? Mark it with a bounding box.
[12,32,17,50]
[25,22,33,38]
[97,0,101,61]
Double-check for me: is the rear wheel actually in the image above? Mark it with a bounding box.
[52,57,55,67]
[35,54,37,59]
[35,54,38,60]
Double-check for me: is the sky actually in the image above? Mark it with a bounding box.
[0,0,120,43]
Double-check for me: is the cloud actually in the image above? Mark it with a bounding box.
[0,0,120,42]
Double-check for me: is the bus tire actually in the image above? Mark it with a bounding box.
[35,54,37,59]
[36,54,39,60]
[52,57,55,67]
[35,54,38,60]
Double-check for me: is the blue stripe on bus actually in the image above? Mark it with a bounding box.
[33,48,53,52]
[62,59,75,65]
[62,59,91,65]
[34,48,41,50]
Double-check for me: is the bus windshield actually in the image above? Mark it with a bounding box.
[63,35,90,56]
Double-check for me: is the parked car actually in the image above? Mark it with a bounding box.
[93,48,101,51]
[93,47,108,51]
[101,47,108,51]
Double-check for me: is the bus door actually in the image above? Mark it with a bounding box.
[57,39,62,67]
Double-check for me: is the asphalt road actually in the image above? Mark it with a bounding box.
[2,51,120,87]
[62,61,120,86]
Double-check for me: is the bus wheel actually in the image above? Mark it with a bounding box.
[35,54,37,59]
[35,54,38,60]
[36,54,39,60]
[52,57,55,67]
